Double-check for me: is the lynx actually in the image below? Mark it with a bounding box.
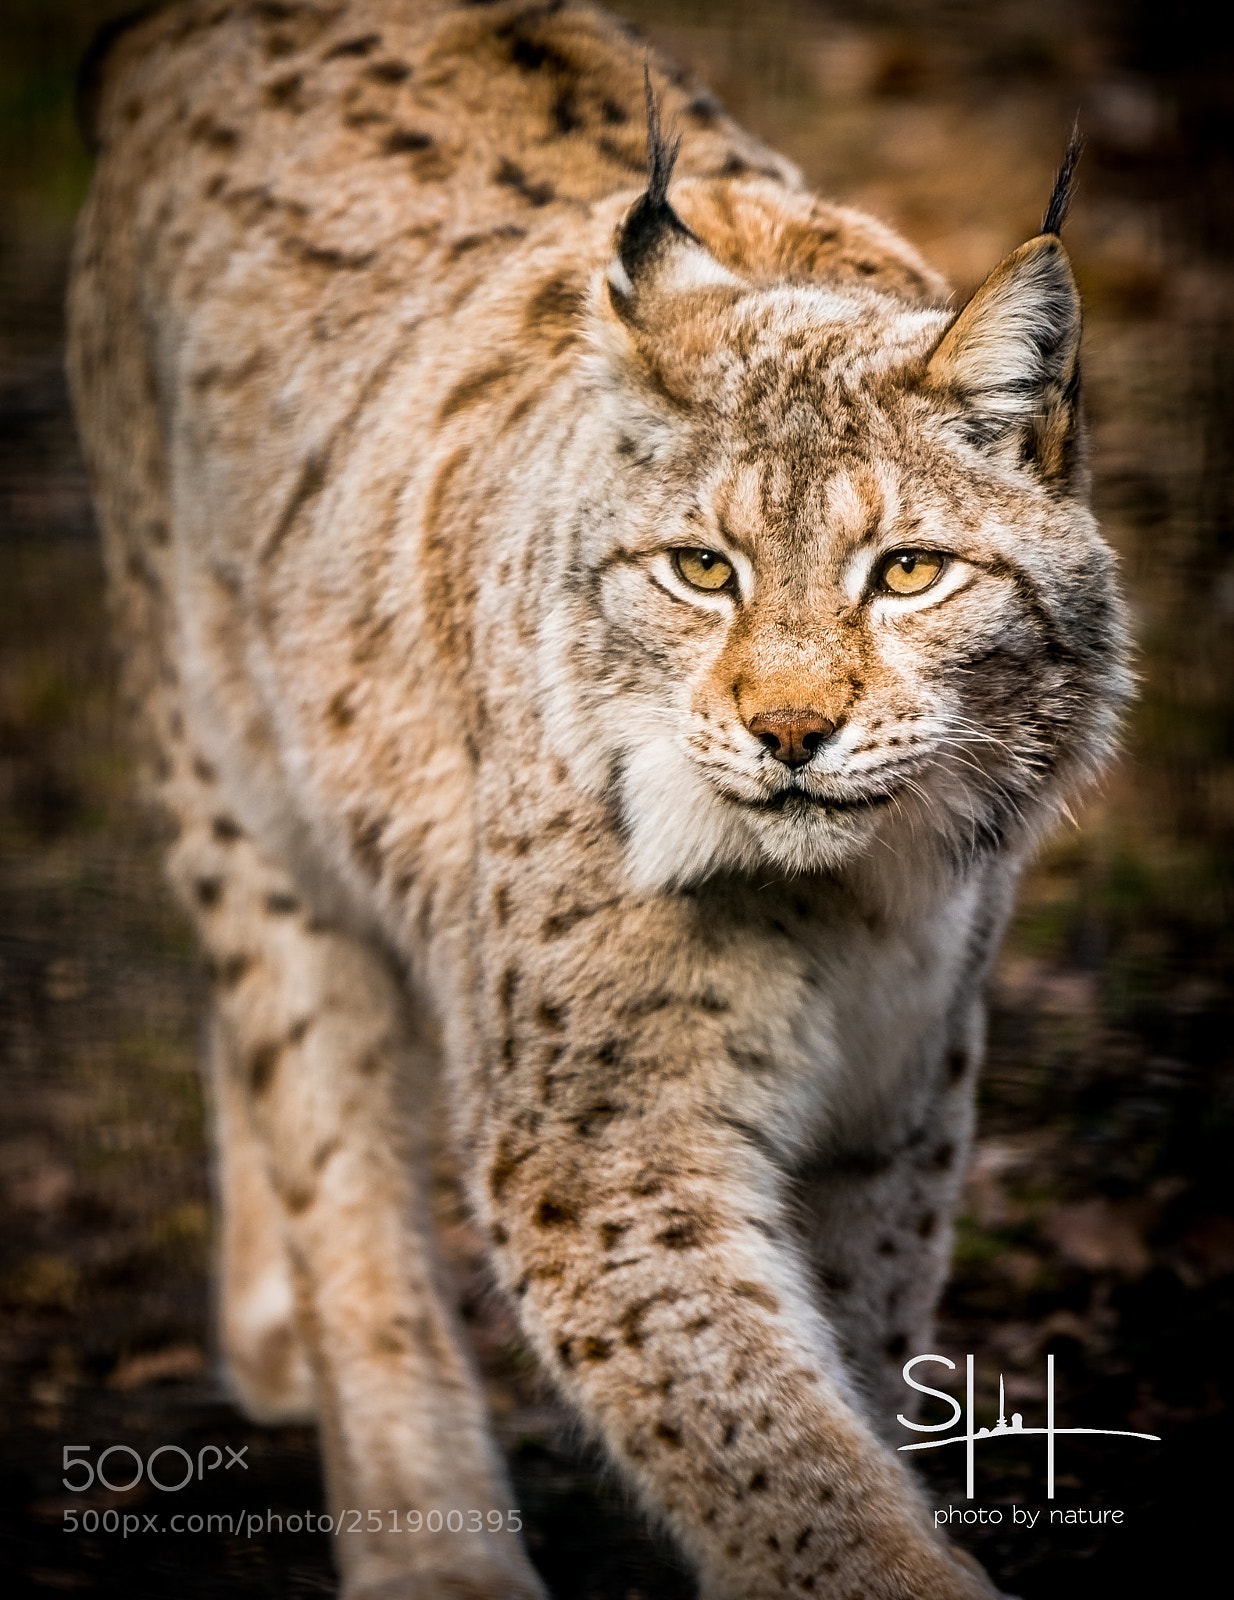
[68,2,1129,1596]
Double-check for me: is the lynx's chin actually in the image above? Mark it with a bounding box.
[618,734,887,890]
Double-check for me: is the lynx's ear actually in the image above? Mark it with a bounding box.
[605,71,740,324]
[925,235,1082,482]
[926,130,1086,488]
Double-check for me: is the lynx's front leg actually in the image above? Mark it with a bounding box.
[468,853,997,1600]
[792,1017,983,1438]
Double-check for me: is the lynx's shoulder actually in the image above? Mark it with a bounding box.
[75,0,944,382]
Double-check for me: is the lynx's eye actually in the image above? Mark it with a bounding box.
[878,549,946,596]
[674,548,735,592]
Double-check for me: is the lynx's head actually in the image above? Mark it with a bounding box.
[541,111,1130,892]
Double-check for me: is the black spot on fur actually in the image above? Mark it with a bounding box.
[536,1000,565,1030]
[194,877,223,909]
[503,24,571,77]
[367,59,411,84]
[383,127,433,154]
[540,906,592,939]
[188,114,240,151]
[524,274,586,337]
[265,72,304,110]
[323,33,381,59]
[249,1041,280,1096]
[654,1213,709,1249]
[498,965,520,1016]
[551,89,582,134]
[215,954,251,988]
[349,812,386,880]
[265,892,300,915]
[212,815,243,842]
[685,90,721,125]
[493,157,555,207]
[575,1102,618,1138]
[535,1195,578,1229]
[489,1140,532,1200]
[733,1281,779,1312]
[326,690,355,730]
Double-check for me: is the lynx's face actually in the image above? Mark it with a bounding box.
[544,196,1130,891]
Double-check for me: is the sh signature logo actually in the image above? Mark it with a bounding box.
[897,1354,1160,1498]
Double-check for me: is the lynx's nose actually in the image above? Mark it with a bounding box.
[747,709,838,767]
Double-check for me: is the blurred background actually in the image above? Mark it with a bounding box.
[1,1,1231,1595]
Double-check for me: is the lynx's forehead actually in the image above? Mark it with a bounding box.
[706,434,974,601]
[720,291,950,419]
[712,454,898,575]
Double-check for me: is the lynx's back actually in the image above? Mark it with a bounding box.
[70,0,943,813]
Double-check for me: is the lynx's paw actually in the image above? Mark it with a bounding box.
[343,1556,546,1600]
[220,1265,317,1425]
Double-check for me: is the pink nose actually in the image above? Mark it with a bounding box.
[747,709,837,767]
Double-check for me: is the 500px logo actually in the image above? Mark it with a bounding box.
[62,1443,249,1494]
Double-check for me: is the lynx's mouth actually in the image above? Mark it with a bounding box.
[735,784,900,816]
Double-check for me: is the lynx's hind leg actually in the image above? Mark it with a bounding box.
[162,764,545,1600]
[206,1007,317,1423]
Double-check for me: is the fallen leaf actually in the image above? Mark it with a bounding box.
[1043,1198,1151,1277]
[107,1343,205,1390]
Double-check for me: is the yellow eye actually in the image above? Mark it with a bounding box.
[674,548,735,592]
[878,549,946,596]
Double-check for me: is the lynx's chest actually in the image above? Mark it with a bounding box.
[791,871,992,1147]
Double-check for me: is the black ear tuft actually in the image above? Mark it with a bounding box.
[614,66,695,281]
[643,63,681,208]
[1041,118,1083,238]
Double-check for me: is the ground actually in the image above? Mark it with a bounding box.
[1,2,1231,1596]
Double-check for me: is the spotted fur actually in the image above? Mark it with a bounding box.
[68,3,1129,1597]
